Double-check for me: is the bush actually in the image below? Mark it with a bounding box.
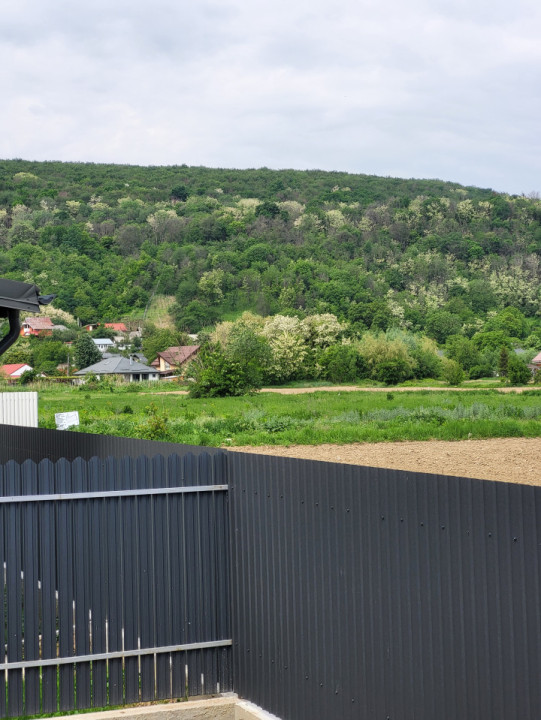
[468,364,494,380]
[18,369,38,385]
[358,332,416,383]
[507,354,531,385]
[318,344,365,383]
[441,358,464,386]
[189,346,260,397]
[374,359,413,385]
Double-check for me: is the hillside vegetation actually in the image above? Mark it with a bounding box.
[1,160,540,345]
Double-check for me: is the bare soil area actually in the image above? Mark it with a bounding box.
[158,385,532,396]
[229,438,541,485]
[260,385,531,394]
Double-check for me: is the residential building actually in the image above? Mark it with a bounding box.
[0,363,33,381]
[20,317,54,337]
[152,345,200,378]
[74,356,160,383]
[93,338,115,353]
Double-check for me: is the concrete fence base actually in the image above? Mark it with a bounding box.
[51,695,280,720]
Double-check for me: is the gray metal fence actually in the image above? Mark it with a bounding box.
[0,422,225,464]
[2,426,541,720]
[229,452,541,720]
[0,452,232,717]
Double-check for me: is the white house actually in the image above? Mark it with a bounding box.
[93,338,115,353]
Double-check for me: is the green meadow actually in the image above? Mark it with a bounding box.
[34,383,541,447]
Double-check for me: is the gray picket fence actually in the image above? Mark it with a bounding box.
[0,452,231,717]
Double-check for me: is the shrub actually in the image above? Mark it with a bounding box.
[507,354,531,385]
[375,359,413,385]
[18,369,38,385]
[189,346,259,397]
[441,358,465,386]
[358,332,415,383]
[318,344,364,383]
[468,364,494,380]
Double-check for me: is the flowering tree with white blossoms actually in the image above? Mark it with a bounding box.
[261,315,309,383]
[301,313,345,349]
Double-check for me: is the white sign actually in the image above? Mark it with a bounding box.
[55,411,80,430]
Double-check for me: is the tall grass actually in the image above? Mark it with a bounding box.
[34,385,541,446]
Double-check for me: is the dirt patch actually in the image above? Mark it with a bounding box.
[229,438,541,485]
[260,385,531,394]
[156,385,532,396]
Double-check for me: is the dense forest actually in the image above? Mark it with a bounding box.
[1,159,540,349]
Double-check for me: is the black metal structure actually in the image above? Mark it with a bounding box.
[229,452,541,720]
[0,423,225,464]
[0,427,540,719]
[0,278,55,356]
[0,452,231,716]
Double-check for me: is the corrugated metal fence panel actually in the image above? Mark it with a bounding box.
[0,452,232,717]
[0,423,225,464]
[0,392,38,427]
[228,452,541,720]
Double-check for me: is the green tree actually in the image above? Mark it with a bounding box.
[141,325,191,363]
[425,310,462,344]
[473,331,512,352]
[498,346,509,378]
[445,335,480,373]
[171,185,189,202]
[507,354,531,385]
[225,324,271,389]
[358,332,416,384]
[318,344,367,383]
[485,307,529,339]
[74,332,102,369]
[189,345,258,397]
[440,358,464,386]
[30,339,68,374]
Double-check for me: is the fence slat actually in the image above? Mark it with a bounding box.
[22,461,41,715]
[56,459,76,712]
[6,462,23,717]
[123,457,140,704]
[106,457,124,706]
[154,455,172,699]
[73,458,91,710]
[37,461,57,714]
[137,456,155,702]
[0,465,6,718]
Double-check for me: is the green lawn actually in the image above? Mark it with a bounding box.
[32,383,541,447]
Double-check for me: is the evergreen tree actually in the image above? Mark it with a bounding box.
[74,332,102,369]
[498,346,509,378]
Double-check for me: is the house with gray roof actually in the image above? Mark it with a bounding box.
[93,338,115,353]
[74,356,160,383]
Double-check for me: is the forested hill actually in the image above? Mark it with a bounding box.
[1,159,540,342]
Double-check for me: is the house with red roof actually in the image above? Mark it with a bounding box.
[0,363,33,381]
[152,346,200,378]
[20,317,54,337]
[105,322,128,333]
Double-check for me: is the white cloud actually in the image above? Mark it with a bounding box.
[1,0,540,194]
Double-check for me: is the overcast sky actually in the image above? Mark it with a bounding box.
[1,0,539,195]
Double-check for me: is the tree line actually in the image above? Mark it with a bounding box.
[0,160,540,353]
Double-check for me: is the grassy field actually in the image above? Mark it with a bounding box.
[124,293,176,328]
[32,382,541,447]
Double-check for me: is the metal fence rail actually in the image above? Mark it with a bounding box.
[0,423,226,464]
[0,453,232,717]
[229,453,541,720]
